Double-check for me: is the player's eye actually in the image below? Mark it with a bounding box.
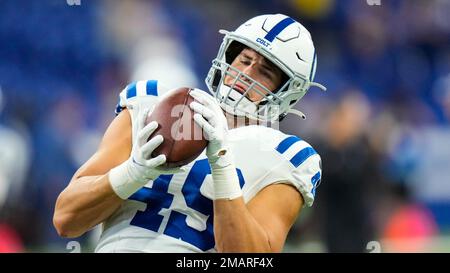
[240,59,251,66]
[239,55,252,65]
[260,69,273,80]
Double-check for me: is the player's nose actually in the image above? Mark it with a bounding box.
[242,64,257,79]
[240,66,257,87]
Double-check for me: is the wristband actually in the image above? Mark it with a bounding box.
[210,153,242,200]
[108,160,147,200]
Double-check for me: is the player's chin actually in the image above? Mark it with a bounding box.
[223,82,245,95]
[243,92,263,103]
[224,84,256,102]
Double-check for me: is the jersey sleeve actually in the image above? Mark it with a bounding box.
[273,135,322,207]
[233,126,322,207]
[114,80,168,115]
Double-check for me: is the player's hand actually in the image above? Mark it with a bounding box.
[189,89,231,167]
[109,108,182,199]
[129,108,166,177]
[189,89,242,200]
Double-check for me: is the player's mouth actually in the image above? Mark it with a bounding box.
[224,83,257,102]
[232,84,247,94]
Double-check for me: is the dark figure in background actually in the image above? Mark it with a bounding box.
[316,92,379,252]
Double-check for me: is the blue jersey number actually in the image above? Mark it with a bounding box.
[128,159,245,251]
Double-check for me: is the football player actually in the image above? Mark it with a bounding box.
[53,13,325,252]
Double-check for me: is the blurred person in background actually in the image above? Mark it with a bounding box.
[0,88,29,252]
[314,91,379,252]
[378,73,450,252]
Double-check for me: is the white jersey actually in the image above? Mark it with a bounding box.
[95,80,322,253]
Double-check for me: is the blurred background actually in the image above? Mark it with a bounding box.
[0,0,449,253]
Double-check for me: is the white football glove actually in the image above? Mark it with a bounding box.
[189,89,242,200]
[109,107,181,199]
[189,89,230,165]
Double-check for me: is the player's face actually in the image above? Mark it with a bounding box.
[224,48,283,102]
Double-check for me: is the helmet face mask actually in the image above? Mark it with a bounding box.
[205,14,326,122]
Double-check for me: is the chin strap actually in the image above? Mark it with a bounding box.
[282,81,326,121]
[310,81,327,91]
[287,108,306,120]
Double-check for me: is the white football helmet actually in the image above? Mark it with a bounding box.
[205,13,326,122]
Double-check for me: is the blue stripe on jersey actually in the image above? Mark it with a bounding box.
[236,169,245,188]
[152,174,173,191]
[309,50,316,82]
[311,171,321,196]
[114,97,122,115]
[264,17,296,42]
[146,80,158,96]
[290,147,317,168]
[126,82,137,98]
[128,174,173,201]
[276,135,302,154]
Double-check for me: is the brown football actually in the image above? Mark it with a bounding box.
[146,87,208,168]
